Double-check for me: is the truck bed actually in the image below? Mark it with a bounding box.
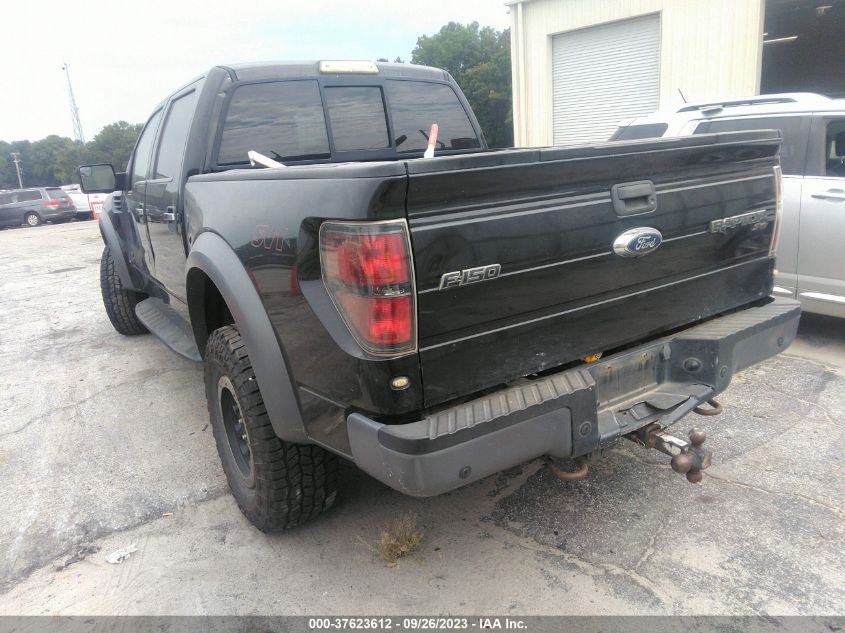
[405,130,781,406]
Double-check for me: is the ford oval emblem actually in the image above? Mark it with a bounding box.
[613,227,663,257]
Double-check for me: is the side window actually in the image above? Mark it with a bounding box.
[385,80,480,152]
[131,110,163,189]
[0,193,12,205]
[609,123,669,141]
[824,120,845,178]
[694,116,810,176]
[324,86,390,152]
[153,91,197,180]
[218,80,329,165]
[17,190,42,202]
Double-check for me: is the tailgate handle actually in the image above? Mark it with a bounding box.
[611,180,657,216]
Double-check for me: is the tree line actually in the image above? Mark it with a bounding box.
[0,121,142,190]
[1,20,512,190]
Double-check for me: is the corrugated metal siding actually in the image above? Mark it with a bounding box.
[552,14,660,145]
[509,0,764,147]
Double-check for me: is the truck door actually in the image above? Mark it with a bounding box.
[143,87,197,302]
[796,116,845,316]
[126,109,163,274]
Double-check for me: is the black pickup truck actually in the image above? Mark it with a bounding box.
[79,60,801,532]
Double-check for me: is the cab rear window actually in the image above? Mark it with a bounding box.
[217,80,330,165]
[217,78,481,165]
[385,80,480,152]
[324,86,390,152]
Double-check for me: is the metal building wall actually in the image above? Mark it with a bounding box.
[509,0,765,147]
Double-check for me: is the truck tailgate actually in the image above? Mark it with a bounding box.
[406,131,782,406]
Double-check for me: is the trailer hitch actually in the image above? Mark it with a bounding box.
[627,424,712,483]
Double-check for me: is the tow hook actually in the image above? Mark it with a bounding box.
[627,424,713,483]
[548,459,590,481]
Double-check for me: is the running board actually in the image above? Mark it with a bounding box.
[135,298,202,362]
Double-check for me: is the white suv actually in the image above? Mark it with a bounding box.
[611,93,845,318]
[61,184,108,220]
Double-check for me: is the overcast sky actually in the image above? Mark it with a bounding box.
[1,0,510,143]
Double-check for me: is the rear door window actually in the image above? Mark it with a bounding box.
[17,190,42,202]
[694,115,811,175]
[385,80,480,152]
[324,86,390,152]
[154,91,197,179]
[218,80,330,165]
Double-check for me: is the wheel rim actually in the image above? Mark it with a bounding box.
[25,214,39,226]
[218,376,255,485]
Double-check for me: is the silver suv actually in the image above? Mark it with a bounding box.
[612,93,845,318]
[0,187,76,228]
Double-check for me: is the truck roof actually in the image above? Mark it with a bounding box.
[218,61,450,83]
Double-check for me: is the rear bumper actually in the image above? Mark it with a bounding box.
[44,209,76,221]
[347,298,801,496]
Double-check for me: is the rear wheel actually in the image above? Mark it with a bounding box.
[24,212,41,227]
[99,245,148,335]
[205,325,340,531]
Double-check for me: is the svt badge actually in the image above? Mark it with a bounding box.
[613,228,663,257]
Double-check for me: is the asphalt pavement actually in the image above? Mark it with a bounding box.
[0,221,842,616]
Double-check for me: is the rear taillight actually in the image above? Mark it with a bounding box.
[43,200,61,208]
[320,220,416,355]
[770,165,783,256]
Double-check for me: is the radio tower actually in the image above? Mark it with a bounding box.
[62,62,85,143]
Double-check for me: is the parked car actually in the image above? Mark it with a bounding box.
[0,187,76,227]
[611,93,845,318]
[62,184,107,220]
[79,61,799,533]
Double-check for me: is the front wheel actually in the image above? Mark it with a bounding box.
[205,325,340,531]
[99,245,148,335]
[24,212,41,227]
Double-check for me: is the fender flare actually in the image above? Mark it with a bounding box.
[98,215,140,291]
[186,231,309,444]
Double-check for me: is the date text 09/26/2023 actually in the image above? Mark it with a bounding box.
[308,617,528,630]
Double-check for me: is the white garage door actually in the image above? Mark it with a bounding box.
[552,14,661,145]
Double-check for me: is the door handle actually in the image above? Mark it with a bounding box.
[611,180,657,216]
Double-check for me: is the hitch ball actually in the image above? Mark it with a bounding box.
[626,424,713,484]
[669,428,711,483]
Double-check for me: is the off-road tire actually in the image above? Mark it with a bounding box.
[100,245,148,335]
[24,212,41,227]
[205,325,340,531]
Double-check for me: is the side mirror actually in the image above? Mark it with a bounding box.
[79,163,121,194]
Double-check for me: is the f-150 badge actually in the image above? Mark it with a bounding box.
[613,228,663,257]
[439,264,501,290]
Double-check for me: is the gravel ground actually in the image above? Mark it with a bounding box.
[0,221,842,616]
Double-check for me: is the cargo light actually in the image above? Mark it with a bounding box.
[770,165,783,256]
[319,220,416,356]
[319,60,379,74]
